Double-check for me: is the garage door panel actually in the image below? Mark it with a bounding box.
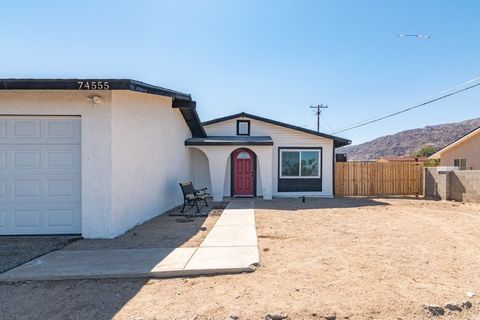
[0,118,80,145]
[13,179,42,199]
[13,149,42,168]
[46,120,77,139]
[0,206,81,234]
[12,120,42,139]
[0,120,6,138]
[14,209,41,228]
[46,149,77,169]
[0,150,5,168]
[0,146,80,173]
[46,177,80,201]
[0,117,81,235]
[1,175,81,203]
[0,179,5,198]
[46,208,75,227]
[0,210,6,229]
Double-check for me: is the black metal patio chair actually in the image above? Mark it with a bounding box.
[179,181,211,213]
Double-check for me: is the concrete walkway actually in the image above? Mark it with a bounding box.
[0,200,258,281]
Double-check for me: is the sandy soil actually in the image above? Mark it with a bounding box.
[65,206,223,250]
[2,198,480,320]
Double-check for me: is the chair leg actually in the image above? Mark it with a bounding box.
[180,202,186,213]
[204,199,208,207]
[195,200,200,213]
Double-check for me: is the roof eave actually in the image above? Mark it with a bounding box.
[185,141,273,146]
[0,78,206,137]
[0,78,192,100]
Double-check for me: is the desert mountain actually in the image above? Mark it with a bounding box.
[337,117,480,161]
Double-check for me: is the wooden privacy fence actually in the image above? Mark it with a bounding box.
[335,162,424,196]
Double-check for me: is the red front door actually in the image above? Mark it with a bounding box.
[233,148,255,196]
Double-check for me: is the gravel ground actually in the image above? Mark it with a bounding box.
[0,236,78,273]
[2,198,480,320]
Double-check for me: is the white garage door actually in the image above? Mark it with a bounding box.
[0,117,81,235]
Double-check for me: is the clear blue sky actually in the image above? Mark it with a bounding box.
[1,1,479,144]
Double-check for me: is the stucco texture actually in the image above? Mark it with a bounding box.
[110,91,192,237]
[0,90,192,238]
[438,130,480,170]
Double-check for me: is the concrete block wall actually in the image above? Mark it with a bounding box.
[425,168,480,203]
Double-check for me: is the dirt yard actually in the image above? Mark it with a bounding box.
[65,206,223,251]
[2,198,480,320]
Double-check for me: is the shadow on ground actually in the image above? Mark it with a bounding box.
[0,202,227,320]
[65,203,225,251]
[0,236,79,274]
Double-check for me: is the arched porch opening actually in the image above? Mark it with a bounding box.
[189,147,211,192]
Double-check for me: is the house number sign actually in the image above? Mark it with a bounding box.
[77,81,110,90]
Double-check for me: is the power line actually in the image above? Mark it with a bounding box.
[329,79,480,134]
[321,114,334,132]
[330,76,480,133]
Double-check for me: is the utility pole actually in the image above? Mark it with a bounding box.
[310,104,328,132]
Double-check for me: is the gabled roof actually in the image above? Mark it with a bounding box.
[430,126,480,158]
[0,78,206,137]
[202,112,351,147]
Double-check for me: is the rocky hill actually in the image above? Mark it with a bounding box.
[337,117,480,161]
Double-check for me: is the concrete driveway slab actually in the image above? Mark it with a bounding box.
[200,225,257,247]
[226,199,254,209]
[185,246,259,271]
[0,248,197,281]
[0,200,259,281]
[215,213,255,226]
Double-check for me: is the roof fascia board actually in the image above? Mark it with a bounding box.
[0,78,207,137]
[0,79,192,100]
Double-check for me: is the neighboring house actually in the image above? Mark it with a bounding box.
[430,127,480,170]
[186,112,350,202]
[0,79,350,238]
[377,156,429,163]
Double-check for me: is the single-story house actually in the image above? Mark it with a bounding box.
[430,126,480,170]
[0,79,350,238]
[187,112,350,202]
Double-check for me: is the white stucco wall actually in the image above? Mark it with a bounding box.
[204,116,335,197]
[191,148,212,192]
[0,90,114,237]
[189,145,273,201]
[110,91,192,236]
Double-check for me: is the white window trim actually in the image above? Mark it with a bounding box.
[279,149,322,179]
